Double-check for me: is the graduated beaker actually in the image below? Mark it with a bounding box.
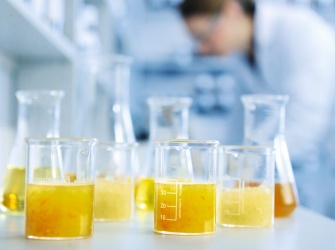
[217,146,275,227]
[25,138,96,240]
[95,142,137,221]
[74,54,135,142]
[241,94,299,217]
[154,140,218,235]
[136,97,192,211]
[1,90,64,214]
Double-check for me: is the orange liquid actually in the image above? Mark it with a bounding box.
[25,183,94,239]
[274,182,298,217]
[154,181,216,235]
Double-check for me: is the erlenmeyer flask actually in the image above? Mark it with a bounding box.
[74,54,135,143]
[1,90,64,214]
[135,97,192,210]
[241,94,299,217]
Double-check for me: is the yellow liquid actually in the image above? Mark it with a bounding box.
[25,183,94,239]
[1,166,25,213]
[135,177,155,210]
[95,178,133,221]
[154,181,216,235]
[217,185,273,227]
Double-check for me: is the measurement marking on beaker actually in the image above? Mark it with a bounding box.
[160,182,178,221]
[223,178,245,216]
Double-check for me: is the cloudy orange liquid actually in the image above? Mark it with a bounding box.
[154,181,216,235]
[25,183,94,239]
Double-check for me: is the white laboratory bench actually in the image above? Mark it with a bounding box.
[0,207,334,250]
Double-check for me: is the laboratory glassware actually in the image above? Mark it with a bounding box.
[74,54,135,143]
[1,90,64,214]
[95,142,137,221]
[25,138,96,240]
[135,97,192,211]
[217,146,275,227]
[241,94,299,217]
[154,140,218,235]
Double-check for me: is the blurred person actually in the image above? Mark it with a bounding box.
[178,0,335,215]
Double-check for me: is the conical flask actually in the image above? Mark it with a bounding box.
[135,97,192,210]
[1,90,64,214]
[241,94,299,217]
[74,55,135,143]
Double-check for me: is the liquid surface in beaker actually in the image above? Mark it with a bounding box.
[217,185,273,227]
[25,183,94,239]
[275,182,298,217]
[135,177,155,210]
[154,181,216,235]
[33,167,77,183]
[95,178,133,221]
[1,166,25,213]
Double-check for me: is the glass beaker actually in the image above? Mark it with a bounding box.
[217,146,275,227]
[135,97,192,211]
[74,54,135,143]
[154,140,219,235]
[25,138,96,240]
[1,90,64,214]
[241,94,299,217]
[95,142,138,221]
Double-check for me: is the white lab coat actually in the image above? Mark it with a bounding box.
[236,3,335,172]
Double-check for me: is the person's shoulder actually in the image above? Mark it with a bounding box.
[256,2,335,49]
[257,2,331,33]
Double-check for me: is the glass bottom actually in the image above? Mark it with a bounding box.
[26,235,92,240]
[154,229,214,235]
[94,218,131,222]
[217,223,273,228]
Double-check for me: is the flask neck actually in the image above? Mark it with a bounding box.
[85,59,135,142]
[113,64,130,106]
[8,91,63,167]
[148,103,191,141]
[145,98,192,176]
[15,91,63,141]
[243,97,287,146]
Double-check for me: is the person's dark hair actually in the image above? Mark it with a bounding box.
[178,0,255,18]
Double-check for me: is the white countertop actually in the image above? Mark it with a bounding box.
[1,207,335,250]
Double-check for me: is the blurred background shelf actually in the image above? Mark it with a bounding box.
[0,0,77,174]
[0,0,75,62]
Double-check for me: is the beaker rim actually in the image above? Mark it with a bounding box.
[155,139,219,148]
[96,141,139,149]
[16,90,65,100]
[80,53,132,66]
[219,145,274,154]
[25,137,97,146]
[241,94,289,103]
[147,97,193,107]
